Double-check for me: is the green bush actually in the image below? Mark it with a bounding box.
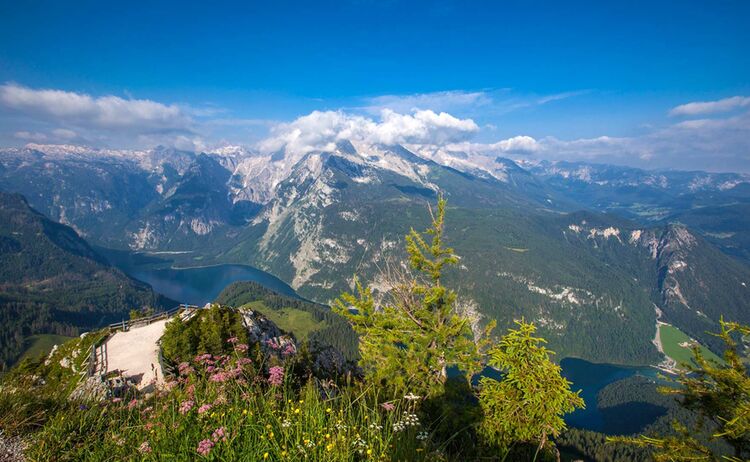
[160,304,249,365]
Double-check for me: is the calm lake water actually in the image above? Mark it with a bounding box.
[561,357,661,433]
[127,264,299,305]
[124,261,661,434]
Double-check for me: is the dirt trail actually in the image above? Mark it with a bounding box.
[105,319,168,390]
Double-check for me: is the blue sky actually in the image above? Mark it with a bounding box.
[0,1,748,171]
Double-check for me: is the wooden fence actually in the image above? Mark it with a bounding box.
[107,304,197,332]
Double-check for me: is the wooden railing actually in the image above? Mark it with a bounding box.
[107,304,197,332]
[85,333,110,378]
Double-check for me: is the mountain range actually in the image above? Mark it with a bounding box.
[1,142,749,366]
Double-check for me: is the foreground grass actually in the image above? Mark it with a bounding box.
[26,382,431,461]
[1,340,440,462]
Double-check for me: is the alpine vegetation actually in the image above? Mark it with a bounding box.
[0,199,585,461]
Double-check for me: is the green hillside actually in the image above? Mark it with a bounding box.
[215,281,358,360]
[19,334,73,362]
[0,192,174,370]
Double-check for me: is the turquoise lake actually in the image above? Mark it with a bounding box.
[126,263,299,306]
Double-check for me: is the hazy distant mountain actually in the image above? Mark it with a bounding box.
[519,159,750,262]
[0,192,172,369]
[1,143,749,366]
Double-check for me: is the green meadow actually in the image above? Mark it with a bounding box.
[242,301,326,341]
[20,334,73,362]
[660,324,724,367]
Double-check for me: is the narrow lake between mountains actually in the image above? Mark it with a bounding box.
[125,263,300,305]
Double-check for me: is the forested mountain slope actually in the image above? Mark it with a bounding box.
[0,192,173,369]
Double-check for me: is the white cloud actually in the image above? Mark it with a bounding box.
[534,90,591,106]
[14,131,47,142]
[364,90,492,114]
[434,102,750,172]
[259,109,478,155]
[0,83,193,133]
[1,82,747,172]
[51,128,77,140]
[446,135,541,154]
[374,109,479,144]
[530,109,750,171]
[493,135,541,153]
[669,96,750,117]
[363,89,589,117]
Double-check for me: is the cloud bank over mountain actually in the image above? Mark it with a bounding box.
[0,83,748,172]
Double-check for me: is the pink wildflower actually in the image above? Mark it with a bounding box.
[111,397,122,403]
[198,403,213,414]
[380,402,395,412]
[227,337,239,344]
[234,343,249,353]
[128,399,138,410]
[210,372,229,383]
[237,357,252,365]
[178,362,194,376]
[268,366,284,386]
[282,344,296,356]
[195,353,212,364]
[139,441,152,454]
[197,439,215,456]
[212,426,228,442]
[179,400,195,415]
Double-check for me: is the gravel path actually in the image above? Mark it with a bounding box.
[105,319,168,390]
[0,430,25,462]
